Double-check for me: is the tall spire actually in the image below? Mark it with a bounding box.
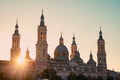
[36,9,48,73]
[59,32,64,45]
[40,9,45,27]
[90,51,93,59]
[99,27,103,40]
[13,19,19,36]
[70,33,77,60]
[60,32,62,38]
[42,8,43,15]
[72,33,76,45]
[16,19,18,28]
[97,27,107,75]
[11,19,21,62]
[24,48,32,60]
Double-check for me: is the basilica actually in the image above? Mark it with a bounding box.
[0,10,109,80]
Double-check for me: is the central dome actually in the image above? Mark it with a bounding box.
[54,34,69,61]
[55,45,68,53]
[54,45,69,61]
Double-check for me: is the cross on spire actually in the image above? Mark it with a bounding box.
[100,26,101,31]
[42,8,43,15]
[40,9,45,27]
[61,32,62,38]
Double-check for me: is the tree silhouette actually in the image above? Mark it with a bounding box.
[77,74,87,80]
[67,72,77,80]
[96,76,103,80]
[106,74,114,80]
[39,68,63,80]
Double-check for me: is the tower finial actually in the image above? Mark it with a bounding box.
[13,19,20,36]
[42,8,43,15]
[90,50,92,54]
[73,33,75,37]
[90,51,93,58]
[99,26,103,40]
[40,9,45,27]
[61,32,62,38]
[73,33,75,40]
[72,33,76,45]
[100,26,101,31]
[15,19,19,28]
[16,19,18,25]
[99,26,102,34]
[59,32,63,45]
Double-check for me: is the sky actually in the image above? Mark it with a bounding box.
[0,0,120,72]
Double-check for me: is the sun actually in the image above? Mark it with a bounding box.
[17,57,24,65]
[17,58,24,64]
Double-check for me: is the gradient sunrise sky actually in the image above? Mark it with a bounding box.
[0,0,120,71]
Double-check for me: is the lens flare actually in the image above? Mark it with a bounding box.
[16,56,25,66]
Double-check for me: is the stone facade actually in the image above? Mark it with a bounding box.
[0,10,109,79]
[36,10,48,74]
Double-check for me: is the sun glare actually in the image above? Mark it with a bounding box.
[17,57,24,65]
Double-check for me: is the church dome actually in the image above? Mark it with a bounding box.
[87,52,96,66]
[70,51,83,64]
[54,34,69,61]
[87,59,96,66]
[54,45,69,61]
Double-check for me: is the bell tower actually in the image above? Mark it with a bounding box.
[97,28,107,76]
[36,9,48,74]
[70,34,77,60]
[10,20,21,62]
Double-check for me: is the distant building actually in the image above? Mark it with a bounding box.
[0,10,118,80]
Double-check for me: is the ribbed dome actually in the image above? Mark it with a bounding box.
[87,59,96,65]
[54,34,69,61]
[87,53,96,66]
[55,55,66,61]
[71,51,83,64]
[55,45,68,53]
[54,45,69,61]
[71,57,83,64]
